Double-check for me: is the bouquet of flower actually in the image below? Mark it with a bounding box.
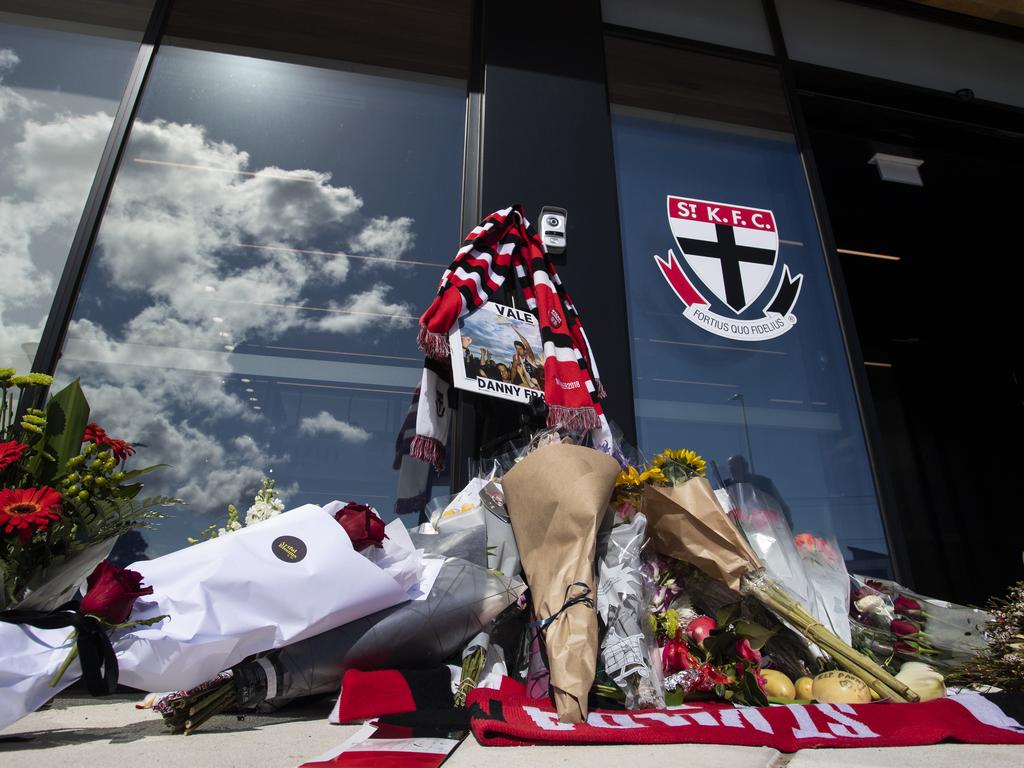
[0,500,425,730]
[850,574,991,674]
[155,555,525,733]
[503,442,620,723]
[595,513,664,709]
[727,483,818,629]
[1,368,176,610]
[946,580,1024,692]
[0,558,164,729]
[641,447,918,703]
[794,532,852,645]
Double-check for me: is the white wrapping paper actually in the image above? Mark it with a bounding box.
[0,503,422,730]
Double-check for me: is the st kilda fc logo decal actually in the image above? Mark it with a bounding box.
[655,196,803,341]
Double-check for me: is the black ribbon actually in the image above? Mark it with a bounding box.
[528,582,594,631]
[0,602,118,696]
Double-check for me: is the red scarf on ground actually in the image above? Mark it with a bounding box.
[467,681,1024,750]
[413,205,605,469]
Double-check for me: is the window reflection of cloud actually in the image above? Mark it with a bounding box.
[0,49,119,365]
[47,112,427,551]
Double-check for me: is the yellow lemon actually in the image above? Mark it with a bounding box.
[812,671,871,704]
[760,669,795,699]
[794,676,814,700]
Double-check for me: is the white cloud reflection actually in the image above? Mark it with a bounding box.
[1,61,422,551]
[298,411,371,443]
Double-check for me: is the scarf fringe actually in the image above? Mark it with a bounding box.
[411,435,446,471]
[546,404,601,432]
[417,327,450,360]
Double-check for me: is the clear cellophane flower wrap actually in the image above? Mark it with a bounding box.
[642,480,920,703]
[793,531,852,645]
[726,483,817,616]
[596,512,665,709]
[503,442,620,723]
[850,574,991,674]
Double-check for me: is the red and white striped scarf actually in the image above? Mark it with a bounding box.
[412,205,606,469]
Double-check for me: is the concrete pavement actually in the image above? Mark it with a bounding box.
[2,693,1021,767]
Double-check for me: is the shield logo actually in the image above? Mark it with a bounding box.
[666,195,779,314]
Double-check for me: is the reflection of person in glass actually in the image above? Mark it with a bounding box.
[510,326,543,391]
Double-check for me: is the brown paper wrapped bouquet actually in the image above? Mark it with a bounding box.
[502,443,620,723]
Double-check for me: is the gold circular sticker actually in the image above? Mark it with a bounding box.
[271,535,307,563]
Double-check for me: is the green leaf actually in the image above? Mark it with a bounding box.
[704,628,735,660]
[734,620,776,650]
[111,482,145,500]
[121,464,169,481]
[28,379,89,484]
[715,602,742,628]
[739,669,769,707]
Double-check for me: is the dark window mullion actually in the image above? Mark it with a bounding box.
[29,0,175,384]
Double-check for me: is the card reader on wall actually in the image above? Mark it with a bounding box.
[539,206,567,255]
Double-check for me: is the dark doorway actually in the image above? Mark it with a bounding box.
[801,72,1024,605]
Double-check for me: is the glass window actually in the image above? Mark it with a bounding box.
[53,15,468,557]
[776,0,1024,109]
[601,0,774,55]
[0,0,152,367]
[607,37,892,576]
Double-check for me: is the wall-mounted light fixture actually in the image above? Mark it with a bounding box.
[869,152,924,186]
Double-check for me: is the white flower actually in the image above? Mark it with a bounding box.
[244,497,283,526]
[854,595,885,614]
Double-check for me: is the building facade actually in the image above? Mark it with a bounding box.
[1,0,1021,603]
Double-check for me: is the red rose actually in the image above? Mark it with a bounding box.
[735,637,762,664]
[894,640,918,655]
[894,595,922,614]
[890,618,918,636]
[334,502,388,551]
[80,560,154,623]
[685,615,717,646]
[0,440,29,470]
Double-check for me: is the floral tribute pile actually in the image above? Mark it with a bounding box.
[0,367,175,610]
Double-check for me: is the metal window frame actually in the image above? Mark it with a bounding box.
[29,0,174,384]
[760,0,911,583]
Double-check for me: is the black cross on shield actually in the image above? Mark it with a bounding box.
[676,224,777,313]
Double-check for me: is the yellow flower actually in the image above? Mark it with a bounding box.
[651,448,707,478]
[675,449,707,476]
[10,372,53,387]
[639,466,666,485]
[615,466,642,488]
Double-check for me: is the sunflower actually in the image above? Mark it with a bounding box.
[639,466,667,485]
[651,448,707,481]
[0,486,62,544]
[615,466,643,488]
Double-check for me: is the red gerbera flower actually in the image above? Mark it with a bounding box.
[0,486,63,544]
[83,422,135,462]
[0,440,29,470]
